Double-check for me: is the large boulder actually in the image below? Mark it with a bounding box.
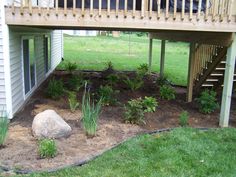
[32,110,72,139]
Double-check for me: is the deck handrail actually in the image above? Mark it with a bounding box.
[9,0,236,23]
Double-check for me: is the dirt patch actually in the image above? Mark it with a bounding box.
[0,71,235,172]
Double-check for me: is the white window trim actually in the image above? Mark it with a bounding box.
[21,36,37,100]
[44,34,52,77]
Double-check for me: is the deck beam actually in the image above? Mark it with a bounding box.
[219,33,236,127]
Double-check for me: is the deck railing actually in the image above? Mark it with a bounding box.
[9,0,236,22]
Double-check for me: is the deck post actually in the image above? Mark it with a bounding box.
[148,38,153,73]
[160,40,166,78]
[187,43,196,102]
[219,33,236,127]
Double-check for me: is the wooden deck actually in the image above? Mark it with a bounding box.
[5,0,236,32]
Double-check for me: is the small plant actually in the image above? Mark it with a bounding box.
[160,85,176,100]
[124,98,145,124]
[137,63,149,78]
[142,96,158,113]
[98,85,119,106]
[106,74,119,87]
[156,75,172,86]
[82,87,102,137]
[105,61,114,71]
[179,111,189,126]
[123,76,143,91]
[38,139,57,158]
[0,111,8,147]
[196,90,219,114]
[68,91,79,112]
[46,78,64,99]
[65,61,77,74]
[67,74,85,91]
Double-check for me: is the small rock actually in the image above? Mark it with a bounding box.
[32,110,72,139]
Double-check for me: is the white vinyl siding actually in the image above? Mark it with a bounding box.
[51,30,63,69]
[9,28,63,115]
[0,6,6,109]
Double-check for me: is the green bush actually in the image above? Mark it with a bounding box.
[46,78,64,100]
[106,74,119,87]
[65,61,77,74]
[123,76,143,91]
[160,85,176,100]
[179,111,189,126]
[38,139,57,158]
[82,89,102,137]
[137,63,149,78]
[98,85,119,106]
[124,98,145,125]
[196,90,219,114]
[67,74,85,91]
[142,96,158,113]
[0,112,8,147]
[68,91,80,112]
[156,76,172,86]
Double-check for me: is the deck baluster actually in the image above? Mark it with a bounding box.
[55,0,58,16]
[165,0,169,19]
[173,0,177,20]
[99,0,102,17]
[205,0,209,21]
[149,0,153,19]
[197,0,202,21]
[82,0,85,16]
[107,0,111,17]
[90,0,94,17]
[157,0,161,19]
[124,0,127,17]
[73,0,76,16]
[133,0,136,18]
[116,0,119,17]
[141,0,145,18]
[181,0,185,20]
[64,0,67,16]
[11,1,15,15]
[189,0,193,20]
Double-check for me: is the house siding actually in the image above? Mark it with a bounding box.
[9,28,63,115]
[0,5,6,110]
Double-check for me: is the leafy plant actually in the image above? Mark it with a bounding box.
[156,75,172,86]
[196,90,219,114]
[137,63,149,78]
[98,85,119,106]
[82,88,102,137]
[123,76,143,91]
[106,74,119,87]
[105,61,114,71]
[160,85,176,100]
[38,139,57,158]
[67,74,85,91]
[142,96,158,113]
[46,78,64,100]
[124,98,145,125]
[0,111,8,147]
[179,111,189,126]
[65,61,77,74]
[68,91,80,112]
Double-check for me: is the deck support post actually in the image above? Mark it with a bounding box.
[219,33,236,127]
[148,38,153,73]
[160,40,166,78]
[187,43,196,102]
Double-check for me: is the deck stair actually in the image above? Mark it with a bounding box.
[192,44,236,93]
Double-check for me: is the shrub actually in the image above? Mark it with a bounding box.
[38,139,57,158]
[123,76,143,91]
[160,85,176,100]
[67,74,85,91]
[124,98,145,125]
[179,111,189,126]
[156,75,172,86]
[68,91,79,112]
[46,78,64,99]
[106,74,119,87]
[82,89,102,137]
[65,61,77,74]
[142,96,158,113]
[0,112,8,147]
[196,90,219,114]
[137,63,149,78]
[98,85,119,106]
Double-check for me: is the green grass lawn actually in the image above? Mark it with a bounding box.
[27,128,236,177]
[59,34,189,86]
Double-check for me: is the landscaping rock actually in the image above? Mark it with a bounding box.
[32,110,72,139]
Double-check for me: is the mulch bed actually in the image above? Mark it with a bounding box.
[0,70,235,173]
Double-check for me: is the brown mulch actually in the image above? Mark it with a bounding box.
[0,71,235,172]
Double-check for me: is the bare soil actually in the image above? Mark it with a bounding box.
[0,71,235,172]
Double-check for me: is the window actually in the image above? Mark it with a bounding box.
[22,38,36,96]
[44,35,51,74]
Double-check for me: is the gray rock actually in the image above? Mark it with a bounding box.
[32,110,72,139]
